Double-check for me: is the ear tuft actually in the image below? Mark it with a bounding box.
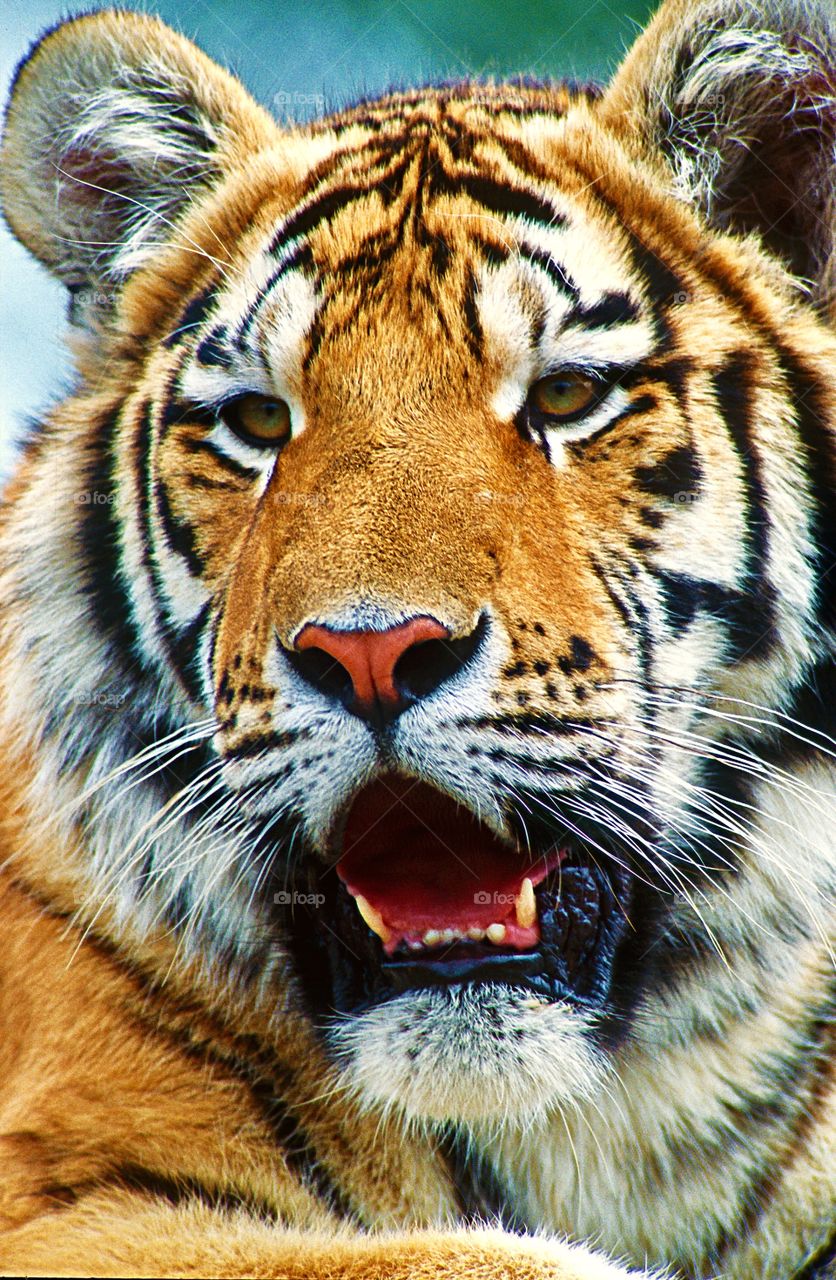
[1,10,277,297]
[601,0,836,320]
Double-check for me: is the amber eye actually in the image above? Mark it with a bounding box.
[219,394,292,446]
[529,370,602,421]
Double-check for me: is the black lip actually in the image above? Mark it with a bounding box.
[382,945,564,991]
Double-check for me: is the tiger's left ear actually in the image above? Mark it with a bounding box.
[599,0,836,321]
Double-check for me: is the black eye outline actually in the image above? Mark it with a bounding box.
[217,392,292,449]
[526,368,615,426]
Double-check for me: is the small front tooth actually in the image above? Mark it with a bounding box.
[516,877,536,930]
[468,926,485,941]
[355,894,392,944]
[423,929,442,946]
[486,922,507,944]
[439,929,456,944]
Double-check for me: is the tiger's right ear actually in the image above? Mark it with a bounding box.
[599,0,836,322]
[0,10,277,291]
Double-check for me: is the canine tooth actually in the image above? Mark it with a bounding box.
[516,877,536,929]
[486,923,506,944]
[355,894,391,943]
[423,929,442,946]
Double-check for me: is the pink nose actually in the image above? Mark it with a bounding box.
[294,616,449,718]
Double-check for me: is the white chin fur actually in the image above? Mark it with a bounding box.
[333,984,610,1126]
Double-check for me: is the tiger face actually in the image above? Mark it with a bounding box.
[2,1,835,1140]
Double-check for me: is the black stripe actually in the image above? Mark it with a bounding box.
[196,326,232,368]
[712,350,776,656]
[112,1162,279,1222]
[590,555,633,632]
[673,751,750,877]
[775,343,836,634]
[154,477,205,577]
[708,972,836,1273]
[180,436,262,482]
[792,1229,836,1279]
[429,167,565,232]
[653,570,742,636]
[77,408,147,670]
[166,602,212,707]
[567,291,640,329]
[757,657,836,769]
[269,180,400,259]
[437,1125,523,1231]
[474,234,511,269]
[520,242,579,301]
[161,286,216,349]
[8,877,353,1230]
[137,398,208,703]
[653,563,779,661]
[566,392,657,449]
[237,243,317,347]
[633,444,702,500]
[462,266,484,359]
[250,1081,357,1222]
[332,228,399,281]
[622,230,685,351]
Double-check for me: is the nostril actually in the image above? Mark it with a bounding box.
[286,645,354,706]
[393,612,488,702]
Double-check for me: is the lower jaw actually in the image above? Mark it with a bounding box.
[329,981,613,1124]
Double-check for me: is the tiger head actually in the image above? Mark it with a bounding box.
[2,0,834,1126]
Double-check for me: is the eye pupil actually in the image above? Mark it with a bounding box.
[220,393,291,446]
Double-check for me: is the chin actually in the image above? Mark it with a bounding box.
[330,983,611,1126]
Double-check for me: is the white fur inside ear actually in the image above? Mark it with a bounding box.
[56,70,219,280]
[664,26,828,217]
[1,12,276,292]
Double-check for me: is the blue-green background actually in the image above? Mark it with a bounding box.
[0,0,656,475]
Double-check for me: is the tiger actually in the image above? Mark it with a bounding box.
[0,0,833,1276]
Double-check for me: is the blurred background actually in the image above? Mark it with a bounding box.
[0,0,656,478]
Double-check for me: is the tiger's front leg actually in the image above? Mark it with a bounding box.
[0,1193,668,1280]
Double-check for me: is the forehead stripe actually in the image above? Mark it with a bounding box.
[161,285,218,349]
[520,243,579,301]
[268,183,386,258]
[567,292,641,329]
[429,168,566,232]
[236,242,317,348]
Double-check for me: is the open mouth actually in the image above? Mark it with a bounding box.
[285,775,634,1019]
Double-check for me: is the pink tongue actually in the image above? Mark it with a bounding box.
[335,778,562,942]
